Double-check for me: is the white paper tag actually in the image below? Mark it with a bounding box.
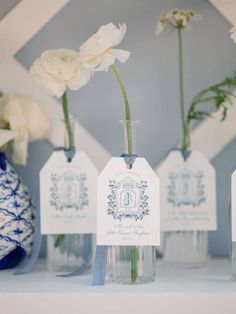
[158,151,216,231]
[97,157,160,246]
[40,150,98,234]
[231,170,236,241]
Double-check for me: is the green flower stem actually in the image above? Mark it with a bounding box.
[111,64,138,284]
[62,91,74,150]
[131,245,138,283]
[176,30,236,152]
[54,90,74,248]
[54,234,65,248]
[111,64,132,155]
[177,28,189,151]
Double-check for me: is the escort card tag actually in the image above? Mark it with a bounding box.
[158,151,216,231]
[97,157,160,246]
[231,170,236,241]
[40,151,98,234]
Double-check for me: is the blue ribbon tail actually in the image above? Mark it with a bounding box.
[14,209,42,275]
[58,234,93,277]
[92,245,108,286]
[57,263,88,278]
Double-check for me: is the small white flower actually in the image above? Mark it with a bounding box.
[156,20,165,34]
[30,49,91,98]
[78,23,130,72]
[230,26,236,43]
[0,93,51,165]
[156,8,201,34]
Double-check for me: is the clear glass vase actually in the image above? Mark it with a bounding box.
[46,118,94,272]
[108,120,156,284]
[109,246,156,284]
[162,230,208,267]
[47,234,93,272]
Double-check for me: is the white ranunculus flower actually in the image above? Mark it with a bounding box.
[78,23,130,72]
[0,93,51,165]
[230,27,236,43]
[30,49,91,98]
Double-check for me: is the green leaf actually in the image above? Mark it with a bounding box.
[187,73,236,128]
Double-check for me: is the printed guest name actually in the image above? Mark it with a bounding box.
[106,224,150,238]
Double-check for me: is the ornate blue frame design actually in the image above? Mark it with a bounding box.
[107,176,149,221]
[168,168,205,207]
[50,170,88,210]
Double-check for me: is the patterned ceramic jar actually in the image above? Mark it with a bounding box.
[0,152,34,269]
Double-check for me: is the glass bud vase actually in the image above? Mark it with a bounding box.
[162,231,208,267]
[108,120,156,284]
[46,118,93,272]
[47,234,93,272]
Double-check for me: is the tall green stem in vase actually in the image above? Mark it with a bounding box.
[62,91,74,150]
[54,90,74,248]
[177,28,189,151]
[111,65,133,154]
[111,64,138,284]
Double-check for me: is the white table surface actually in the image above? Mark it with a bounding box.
[1,258,236,314]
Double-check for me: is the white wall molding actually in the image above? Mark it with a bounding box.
[209,0,236,26]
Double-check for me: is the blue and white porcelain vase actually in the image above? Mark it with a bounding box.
[0,152,34,269]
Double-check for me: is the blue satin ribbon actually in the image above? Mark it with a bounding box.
[92,153,137,286]
[92,245,108,285]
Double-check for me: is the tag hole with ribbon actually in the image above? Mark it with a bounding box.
[120,153,138,169]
